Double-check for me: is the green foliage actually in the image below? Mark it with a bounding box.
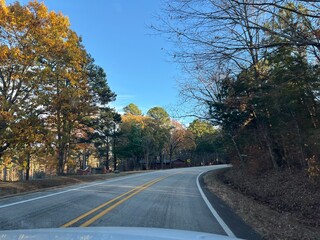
[188,120,216,138]
[123,103,142,116]
[147,106,170,125]
[87,55,116,105]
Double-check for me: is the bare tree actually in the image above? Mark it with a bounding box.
[155,0,320,170]
[156,0,320,70]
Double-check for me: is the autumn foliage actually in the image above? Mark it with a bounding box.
[0,1,116,178]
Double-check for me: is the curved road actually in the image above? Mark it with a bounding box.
[0,165,258,239]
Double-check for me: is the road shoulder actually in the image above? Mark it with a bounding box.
[199,170,262,240]
[203,169,320,239]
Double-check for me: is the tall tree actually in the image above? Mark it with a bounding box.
[166,120,195,165]
[146,107,171,167]
[147,107,170,125]
[85,56,117,170]
[34,6,89,175]
[0,1,45,158]
[117,114,145,169]
[123,103,142,116]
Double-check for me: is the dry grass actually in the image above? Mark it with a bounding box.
[0,171,143,198]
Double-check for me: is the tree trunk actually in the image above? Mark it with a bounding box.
[58,142,65,175]
[3,167,7,181]
[160,154,163,169]
[56,80,64,175]
[113,136,117,171]
[105,136,109,170]
[113,152,117,171]
[145,153,150,170]
[265,136,278,170]
[261,124,279,170]
[229,133,244,167]
[289,109,306,169]
[26,151,30,181]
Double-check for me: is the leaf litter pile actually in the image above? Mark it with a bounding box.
[204,168,320,240]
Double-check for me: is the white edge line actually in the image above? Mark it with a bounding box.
[196,170,236,238]
[0,172,156,209]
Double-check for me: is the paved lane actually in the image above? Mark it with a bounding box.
[0,165,232,236]
[89,168,227,235]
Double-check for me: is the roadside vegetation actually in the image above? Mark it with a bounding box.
[1,0,319,236]
[204,170,320,239]
[0,1,224,181]
[115,103,224,171]
[0,1,119,179]
[0,171,142,198]
[156,0,320,237]
[158,0,320,178]
[157,0,320,184]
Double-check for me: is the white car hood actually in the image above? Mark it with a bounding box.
[0,227,239,240]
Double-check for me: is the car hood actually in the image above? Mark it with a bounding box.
[0,227,239,240]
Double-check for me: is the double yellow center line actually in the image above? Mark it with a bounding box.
[61,176,165,228]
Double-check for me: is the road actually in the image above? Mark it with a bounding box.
[0,165,259,239]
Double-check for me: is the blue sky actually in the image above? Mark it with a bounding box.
[7,0,183,116]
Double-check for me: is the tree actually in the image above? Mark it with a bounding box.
[34,8,90,175]
[123,103,142,116]
[158,0,320,175]
[142,117,170,169]
[117,114,145,169]
[0,0,119,177]
[118,106,173,170]
[0,1,46,159]
[157,0,320,71]
[166,120,195,165]
[147,107,170,125]
[188,120,216,138]
[90,109,121,170]
[2,109,50,180]
[87,56,116,105]
[85,56,117,170]
[146,107,171,167]
[117,113,165,170]
[0,1,90,175]
[188,120,223,165]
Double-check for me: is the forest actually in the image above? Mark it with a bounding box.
[1,1,319,237]
[157,0,320,179]
[1,0,320,182]
[0,1,221,180]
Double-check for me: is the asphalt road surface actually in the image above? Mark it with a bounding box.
[0,165,260,239]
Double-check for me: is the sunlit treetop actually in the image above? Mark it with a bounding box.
[121,114,146,127]
[0,0,7,12]
[188,119,216,138]
[123,103,142,116]
[147,106,170,125]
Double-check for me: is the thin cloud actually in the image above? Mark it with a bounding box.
[109,94,136,113]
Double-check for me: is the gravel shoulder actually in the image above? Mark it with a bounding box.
[204,169,320,240]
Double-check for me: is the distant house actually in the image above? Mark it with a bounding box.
[152,159,171,169]
[171,159,187,168]
[139,158,187,170]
